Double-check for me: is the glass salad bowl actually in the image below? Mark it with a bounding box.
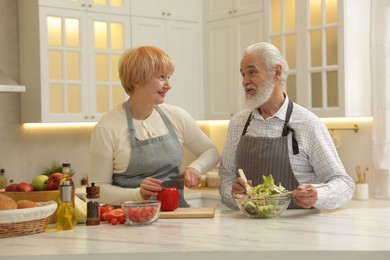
[234,193,291,218]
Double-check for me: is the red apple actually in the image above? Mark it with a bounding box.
[5,183,18,191]
[46,173,63,190]
[15,182,34,192]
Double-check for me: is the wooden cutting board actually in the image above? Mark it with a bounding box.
[159,207,215,219]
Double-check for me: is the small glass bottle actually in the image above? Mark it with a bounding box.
[56,163,76,230]
[86,183,100,226]
[0,169,7,189]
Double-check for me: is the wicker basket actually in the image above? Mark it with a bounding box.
[0,217,50,238]
[0,201,57,238]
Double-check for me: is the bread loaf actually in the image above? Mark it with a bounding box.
[17,199,38,209]
[0,193,18,210]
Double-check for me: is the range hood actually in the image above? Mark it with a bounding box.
[0,69,26,93]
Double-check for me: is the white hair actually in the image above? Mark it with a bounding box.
[242,42,289,90]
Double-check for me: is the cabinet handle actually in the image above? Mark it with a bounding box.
[233,9,237,13]
[228,10,232,14]
[81,3,86,7]
[91,115,95,119]
[167,12,171,16]
[162,12,166,16]
[84,115,89,119]
[88,4,92,8]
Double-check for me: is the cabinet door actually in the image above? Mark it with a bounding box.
[131,17,203,119]
[206,0,263,21]
[88,13,130,121]
[39,0,130,15]
[264,0,371,117]
[164,21,203,119]
[131,0,199,22]
[205,13,264,119]
[39,7,89,122]
[131,17,166,48]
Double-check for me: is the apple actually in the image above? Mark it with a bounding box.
[32,175,49,191]
[5,183,18,191]
[15,182,34,192]
[46,173,63,190]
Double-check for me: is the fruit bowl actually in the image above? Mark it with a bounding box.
[121,200,161,226]
[234,193,291,218]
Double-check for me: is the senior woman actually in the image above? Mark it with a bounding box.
[89,46,220,207]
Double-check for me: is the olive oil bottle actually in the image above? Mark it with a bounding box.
[57,163,76,230]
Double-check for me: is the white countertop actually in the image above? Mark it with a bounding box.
[1,193,390,260]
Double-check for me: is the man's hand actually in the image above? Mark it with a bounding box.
[292,184,318,208]
[232,178,252,195]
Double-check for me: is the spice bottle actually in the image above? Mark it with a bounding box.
[0,169,7,189]
[86,183,100,226]
[56,163,76,230]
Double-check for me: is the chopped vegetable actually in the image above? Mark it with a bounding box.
[247,175,287,198]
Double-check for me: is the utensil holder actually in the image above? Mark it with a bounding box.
[354,182,369,200]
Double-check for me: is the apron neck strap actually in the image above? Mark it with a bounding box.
[282,100,299,155]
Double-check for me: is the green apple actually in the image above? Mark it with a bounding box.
[32,175,49,191]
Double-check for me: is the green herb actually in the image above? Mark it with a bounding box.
[42,161,75,176]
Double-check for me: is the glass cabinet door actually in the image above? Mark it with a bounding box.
[88,13,130,119]
[308,0,339,110]
[267,0,298,103]
[42,8,89,121]
[265,0,340,115]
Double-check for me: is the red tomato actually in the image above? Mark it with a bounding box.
[119,217,126,224]
[110,218,118,225]
[99,205,114,221]
[157,188,179,211]
[103,208,124,222]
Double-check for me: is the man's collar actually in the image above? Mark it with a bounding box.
[252,93,289,120]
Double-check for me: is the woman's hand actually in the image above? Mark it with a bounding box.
[139,177,163,200]
[182,167,201,188]
[232,178,252,195]
[292,184,318,208]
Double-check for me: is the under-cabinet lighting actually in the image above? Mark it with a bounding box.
[23,122,97,128]
[320,117,373,123]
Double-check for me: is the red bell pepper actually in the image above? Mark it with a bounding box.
[157,187,179,211]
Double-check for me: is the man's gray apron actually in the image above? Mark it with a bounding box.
[236,100,301,209]
[112,101,189,207]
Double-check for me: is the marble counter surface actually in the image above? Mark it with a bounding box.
[1,198,390,260]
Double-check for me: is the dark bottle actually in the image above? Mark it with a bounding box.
[86,183,100,226]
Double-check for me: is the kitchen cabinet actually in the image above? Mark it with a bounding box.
[205,12,264,119]
[38,0,130,15]
[264,0,371,117]
[130,0,200,22]
[205,0,264,22]
[130,0,203,119]
[18,0,130,123]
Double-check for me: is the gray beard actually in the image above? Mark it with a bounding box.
[244,80,274,110]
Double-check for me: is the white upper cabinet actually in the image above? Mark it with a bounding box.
[38,0,130,15]
[130,0,200,22]
[205,11,264,119]
[18,0,130,123]
[206,0,263,21]
[264,0,371,117]
[130,0,203,119]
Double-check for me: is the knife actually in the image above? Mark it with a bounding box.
[161,178,185,189]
